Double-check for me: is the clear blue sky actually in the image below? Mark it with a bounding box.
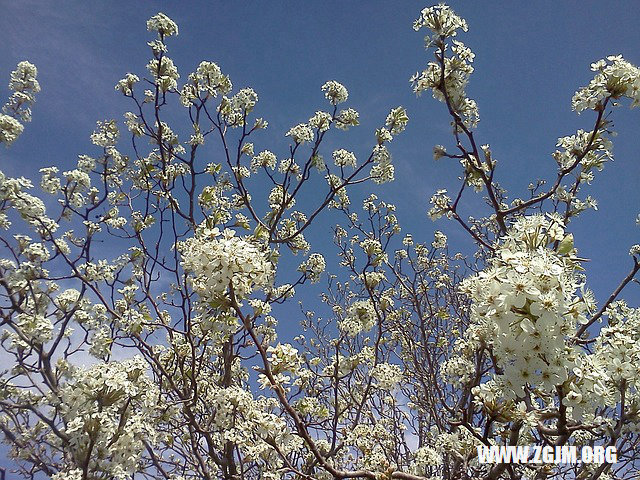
[1,0,640,472]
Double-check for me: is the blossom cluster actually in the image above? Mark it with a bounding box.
[411,5,478,128]
[1,61,39,146]
[298,253,326,283]
[180,226,274,303]
[180,61,232,106]
[219,87,259,126]
[321,80,348,105]
[146,12,179,37]
[339,299,377,336]
[56,358,160,479]
[563,301,640,422]
[573,55,640,112]
[447,215,587,398]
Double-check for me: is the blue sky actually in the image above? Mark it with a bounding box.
[1,0,640,472]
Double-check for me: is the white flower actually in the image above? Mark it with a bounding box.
[371,363,403,390]
[573,55,640,112]
[428,189,451,220]
[308,111,332,131]
[285,123,314,144]
[371,145,394,184]
[332,148,357,168]
[147,56,180,92]
[58,358,160,479]
[335,108,359,130]
[114,73,139,95]
[0,114,24,146]
[385,106,409,134]
[146,12,178,37]
[340,299,377,336]
[453,215,588,401]
[180,227,274,302]
[321,80,348,105]
[413,4,468,37]
[251,150,277,172]
[298,253,326,283]
[3,61,40,124]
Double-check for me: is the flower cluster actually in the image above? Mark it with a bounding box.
[4,61,40,122]
[147,56,179,92]
[562,301,640,421]
[334,107,360,130]
[385,106,409,135]
[308,110,332,131]
[371,362,403,390]
[370,145,394,184]
[146,12,179,37]
[427,189,451,220]
[411,5,478,127]
[412,4,468,38]
[251,150,277,172]
[114,73,139,96]
[57,358,159,479]
[332,148,357,168]
[573,55,640,112]
[339,299,377,336]
[321,80,348,105]
[285,123,314,144]
[449,215,588,398]
[298,253,326,283]
[1,61,39,145]
[180,226,274,302]
[218,87,258,126]
[0,114,23,146]
[180,61,232,106]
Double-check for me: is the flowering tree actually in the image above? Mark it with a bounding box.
[1,5,640,480]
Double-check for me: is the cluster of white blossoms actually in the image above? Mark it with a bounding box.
[180,61,232,106]
[0,61,39,146]
[197,384,303,475]
[385,106,409,135]
[147,56,179,92]
[321,80,348,105]
[409,446,442,477]
[370,145,394,184]
[267,343,301,376]
[446,215,588,398]
[55,357,159,479]
[114,73,139,96]
[572,55,640,112]
[146,12,179,37]
[413,3,468,38]
[371,362,403,390]
[0,114,23,147]
[297,253,326,283]
[562,300,640,422]
[339,299,377,336]
[219,87,259,126]
[343,418,402,473]
[0,170,57,235]
[411,5,479,128]
[308,110,332,131]
[332,148,357,168]
[334,107,360,130]
[250,150,277,172]
[4,61,40,122]
[179,226,274,303]
[285,122,314,144]
[427,188,451,220]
